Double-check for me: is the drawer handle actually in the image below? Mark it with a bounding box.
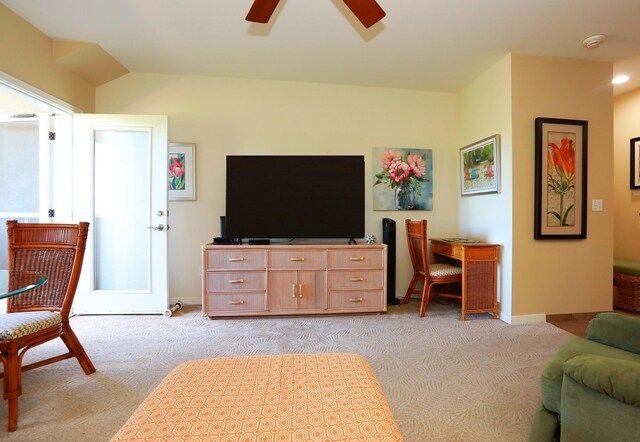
[228,257,245,262]
[289,257,305,262]
[228,300,245,305]
[229,279,245,284]
[348,297,364,302]
[350,277,364,282]
[349,257,365,261]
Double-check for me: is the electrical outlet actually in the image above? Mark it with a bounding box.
[591,199,603,211]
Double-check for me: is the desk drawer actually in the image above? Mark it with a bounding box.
[431,241,463,259]
[206,271,266,291]
[328,270,383,289]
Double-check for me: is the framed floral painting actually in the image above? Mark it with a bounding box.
[460,135,500,196]
[534,118,588,239]
[372,148,432,210]
[168,142,196,201]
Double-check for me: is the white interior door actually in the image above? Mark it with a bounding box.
[72,114,169,314]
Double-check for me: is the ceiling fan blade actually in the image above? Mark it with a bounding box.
[246,0,281,24]
[342,0,386,28]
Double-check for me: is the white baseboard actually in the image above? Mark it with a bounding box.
[502,313,547,325]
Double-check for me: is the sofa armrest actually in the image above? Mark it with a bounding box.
[563,354,640,407]
[586,312,640,355]
[560,354,640,441]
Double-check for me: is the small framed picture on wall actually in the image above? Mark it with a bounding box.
[460,134,500,196]
[168,142,196,201]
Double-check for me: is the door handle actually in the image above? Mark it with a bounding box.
[147,224,165,231]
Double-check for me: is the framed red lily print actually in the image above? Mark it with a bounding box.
[534,118,588,239]
[631,136,640,189]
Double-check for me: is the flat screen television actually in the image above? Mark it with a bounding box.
[225,155,365,241]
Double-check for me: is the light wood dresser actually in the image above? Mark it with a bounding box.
[202,244,387,318]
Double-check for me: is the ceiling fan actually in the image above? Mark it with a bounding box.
[246,0,386,29]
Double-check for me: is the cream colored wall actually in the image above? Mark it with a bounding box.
[96,74,459,304]
[613,88,640,260]
[511,54,614,316]
[457,54,514,321]
[0,3,94,111]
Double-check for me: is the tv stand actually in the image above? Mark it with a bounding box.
[348,238,357,245]
[202,243,387,318]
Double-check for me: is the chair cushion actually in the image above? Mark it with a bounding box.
[429,263,462,277]
[0,311,62,340]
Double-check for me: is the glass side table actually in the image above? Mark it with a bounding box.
[0,270,48,300]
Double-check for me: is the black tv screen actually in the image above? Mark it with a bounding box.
[225,155,365,240]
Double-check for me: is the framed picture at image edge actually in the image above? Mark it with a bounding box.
[460,134,500,196]
[630,136,640,189]
[168,142,196,201]
[534,117,588,240]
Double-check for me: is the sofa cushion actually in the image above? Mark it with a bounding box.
[560,370,640,442]
[540,336,640,414]
[586,312,640,355]
[613,259,640,277]
[563,354,640,407]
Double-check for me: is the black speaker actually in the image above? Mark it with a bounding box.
[220,215,227,239]
[213,216,240,244]
[382,218,401,305]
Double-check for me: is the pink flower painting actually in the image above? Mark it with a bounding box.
[373,148,432,210]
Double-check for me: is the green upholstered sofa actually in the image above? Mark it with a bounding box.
[530,312,640,442]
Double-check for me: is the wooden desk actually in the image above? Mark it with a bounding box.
[430,239,499,320]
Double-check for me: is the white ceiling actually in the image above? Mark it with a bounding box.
[3,0,640,98]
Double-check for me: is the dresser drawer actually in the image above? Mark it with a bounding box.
[328,290,385,310]
[269,250,325,269]
[205,292,267,313]
[327,248,383,269]
[328,270,384,289]
[206,271,266,291]
[206,250,266,270]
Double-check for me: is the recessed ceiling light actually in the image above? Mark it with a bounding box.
[612,75,630,85]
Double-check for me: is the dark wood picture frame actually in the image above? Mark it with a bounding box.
[631,136,640,189]
[534,117,588,240]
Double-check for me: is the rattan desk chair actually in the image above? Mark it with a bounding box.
[401,219,463,317]
[0,220,96,432]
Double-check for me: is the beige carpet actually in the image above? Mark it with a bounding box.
[0,301,571,441]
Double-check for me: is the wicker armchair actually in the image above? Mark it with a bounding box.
[0,221,96,432]
[401,219,463,317]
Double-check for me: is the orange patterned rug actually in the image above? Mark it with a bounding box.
[110,353,403,441]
